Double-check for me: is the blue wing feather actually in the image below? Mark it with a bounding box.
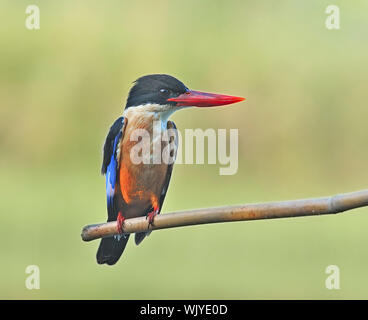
[105,133,122,209]
[101,117,126,220]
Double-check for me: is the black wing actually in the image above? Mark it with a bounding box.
[101,116,127,221]
[97,116,129,265]
[158,121,178,208]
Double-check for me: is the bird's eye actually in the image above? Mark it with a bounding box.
[160,88,169,94]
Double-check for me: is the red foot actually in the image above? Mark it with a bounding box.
[117,212,125,234]
[146,207,159,228]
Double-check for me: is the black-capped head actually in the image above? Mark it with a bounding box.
[125,74,189,109]
[124,74,245,111]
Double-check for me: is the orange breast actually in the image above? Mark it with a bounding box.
[118,113,169,207]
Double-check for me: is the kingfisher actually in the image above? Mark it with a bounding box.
[97,74,245,265]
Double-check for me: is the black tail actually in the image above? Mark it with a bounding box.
[135,231,152,245]
[96,234,130,265]
[135,232,147,245]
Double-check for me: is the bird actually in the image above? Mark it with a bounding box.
[96,74,245,265]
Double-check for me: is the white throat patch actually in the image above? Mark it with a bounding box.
[123,103,177,126]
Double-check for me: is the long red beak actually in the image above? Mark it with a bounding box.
[167,90,245,107]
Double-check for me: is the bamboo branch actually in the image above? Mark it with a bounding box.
[81,189,368,242]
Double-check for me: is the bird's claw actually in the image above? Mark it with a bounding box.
[117,212,125,234]
[146,208,159,228]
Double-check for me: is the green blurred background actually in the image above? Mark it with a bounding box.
[1,0,368,299]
